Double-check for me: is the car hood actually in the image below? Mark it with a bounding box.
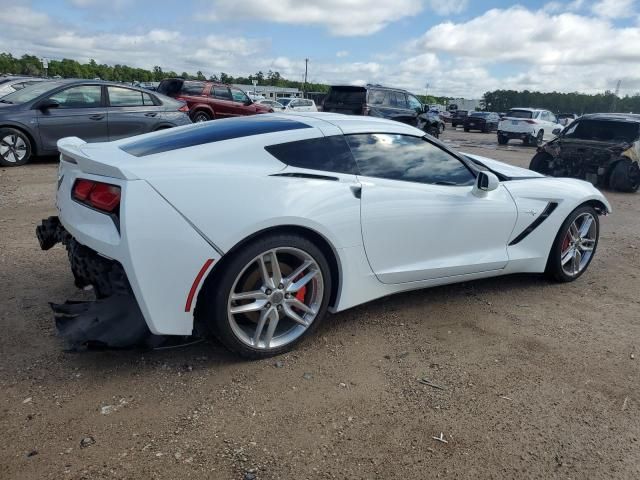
[462,152,544,179]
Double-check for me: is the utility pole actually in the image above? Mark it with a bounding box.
[612,79,621,112]
[303,58,308,98]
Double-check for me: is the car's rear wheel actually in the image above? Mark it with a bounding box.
[529,152,553,175]
[200,234,332,358]
[497,134,508,145]
[439,123,445,134]
[464,127,470,132]
[546,206,599,282]
[192,111,212,123]
[534,130,544,146]
[0,128,32,167]
[609,158,640,193]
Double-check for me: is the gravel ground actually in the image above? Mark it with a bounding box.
[1,128,639,479]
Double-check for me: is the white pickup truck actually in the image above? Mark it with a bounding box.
[497,108,563,146]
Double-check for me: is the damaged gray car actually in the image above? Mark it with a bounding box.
[529,113,640,192]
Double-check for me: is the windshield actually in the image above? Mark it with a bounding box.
[564,119,639,142]
[470,112,489,117]
[325,87,366,104]
[506,109,533,119]
[279,98,292,106]
[1,81,56,104]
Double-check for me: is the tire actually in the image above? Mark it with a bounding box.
[497,134,508,145]
[198,233,332,359]
[609,158,640,193]
[481,126,488,133]
[529,152,553,175]
[439,123,445,134]
[546,205,599,282]
[533,130,544,147]
[464,127,470,132]
[0,128,32,167]
[192,111,212,123]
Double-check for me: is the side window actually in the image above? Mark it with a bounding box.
[407,95,422,113]
[180,82,205,96]
[391,92,408,109]
[346,133,475,186]
[212,87,232,100]
[548,112,558,123]
[369,89,386,105]
[107,87,150,107]
[49,85,102,108]
[265,135,358,175]
[230,88,249,103]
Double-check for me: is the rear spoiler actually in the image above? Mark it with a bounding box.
[57,137,139,180]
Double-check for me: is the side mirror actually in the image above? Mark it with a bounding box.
[472,171,500,197]
[552,127,562,135]
[37,99,60,111]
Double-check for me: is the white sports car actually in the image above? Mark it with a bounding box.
[37,113,611,358]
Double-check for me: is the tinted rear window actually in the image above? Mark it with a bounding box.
[506,109,533,119]
[265,135,358,174]
[564,119,640,142]
[121,117,312,157]
[325,87,366,105]
[181,82,205,95]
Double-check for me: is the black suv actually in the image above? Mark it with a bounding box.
[322,84,441,137]
[530,113,640,192]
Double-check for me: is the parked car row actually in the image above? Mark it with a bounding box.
[0,80,191,166]
[321,84,444,137]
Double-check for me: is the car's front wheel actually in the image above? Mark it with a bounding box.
[0,128,32,167]
[546,205,599,282]
[199,233,332,358]
[497,134,508,145]
[609,158,640,193]
[529,152,553,175]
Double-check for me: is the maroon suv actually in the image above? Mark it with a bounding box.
[157,78,272,122]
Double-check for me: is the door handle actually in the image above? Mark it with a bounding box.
[145,112,157,117]
[89,114,104,120]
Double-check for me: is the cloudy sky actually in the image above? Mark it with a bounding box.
[1,0,640,97]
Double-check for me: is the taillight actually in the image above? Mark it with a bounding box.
[178,104,189,112]
[72,179,121,213]
[524,119,537,124]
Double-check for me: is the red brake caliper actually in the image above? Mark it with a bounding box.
[293,273,307,303]
[561,232,571,252]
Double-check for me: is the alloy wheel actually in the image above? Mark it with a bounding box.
[227,247,324,350]
[560,212,597,277]
[0,134,27,163]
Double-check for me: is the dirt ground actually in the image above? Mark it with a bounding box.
[1,127,639,480]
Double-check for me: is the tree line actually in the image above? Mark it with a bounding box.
[482,89,640,114]
[0,52,329,92]
[3,52,639,112]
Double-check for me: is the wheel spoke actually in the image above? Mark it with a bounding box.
[263,307,280,348]
[269,251,282,287]
[286,297,314,314]
[15,137,25,149]
[580,238,596,251]
[258,255,274,289]
[573,249,582,274]
[284,259,313,287]
[283,304,309,327]
[229,299,268,315]
[579,216,593,238]
[561,247,574,266]
[5,151,16,163]
[569,223,580,242]
[286,269,318,293]
[252,307,270,345]
[231,290,267,302]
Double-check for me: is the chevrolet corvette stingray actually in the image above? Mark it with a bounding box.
[37,113,611,358]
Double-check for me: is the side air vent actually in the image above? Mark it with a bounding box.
[509,202,558,246]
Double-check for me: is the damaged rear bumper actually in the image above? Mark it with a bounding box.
[37,216,153,349]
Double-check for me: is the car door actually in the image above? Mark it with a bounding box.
[106,86,160,140]
[229,87,253,116]
[36,84,108,151]
[546,111,561,139]
[348,133,518,284]
[210,86,234,118]
[389,91,418,126]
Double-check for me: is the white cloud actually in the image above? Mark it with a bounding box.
[413,7,640,66]
[206,0,424,36]
[591,0,636,18]
[336,50,349,58]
